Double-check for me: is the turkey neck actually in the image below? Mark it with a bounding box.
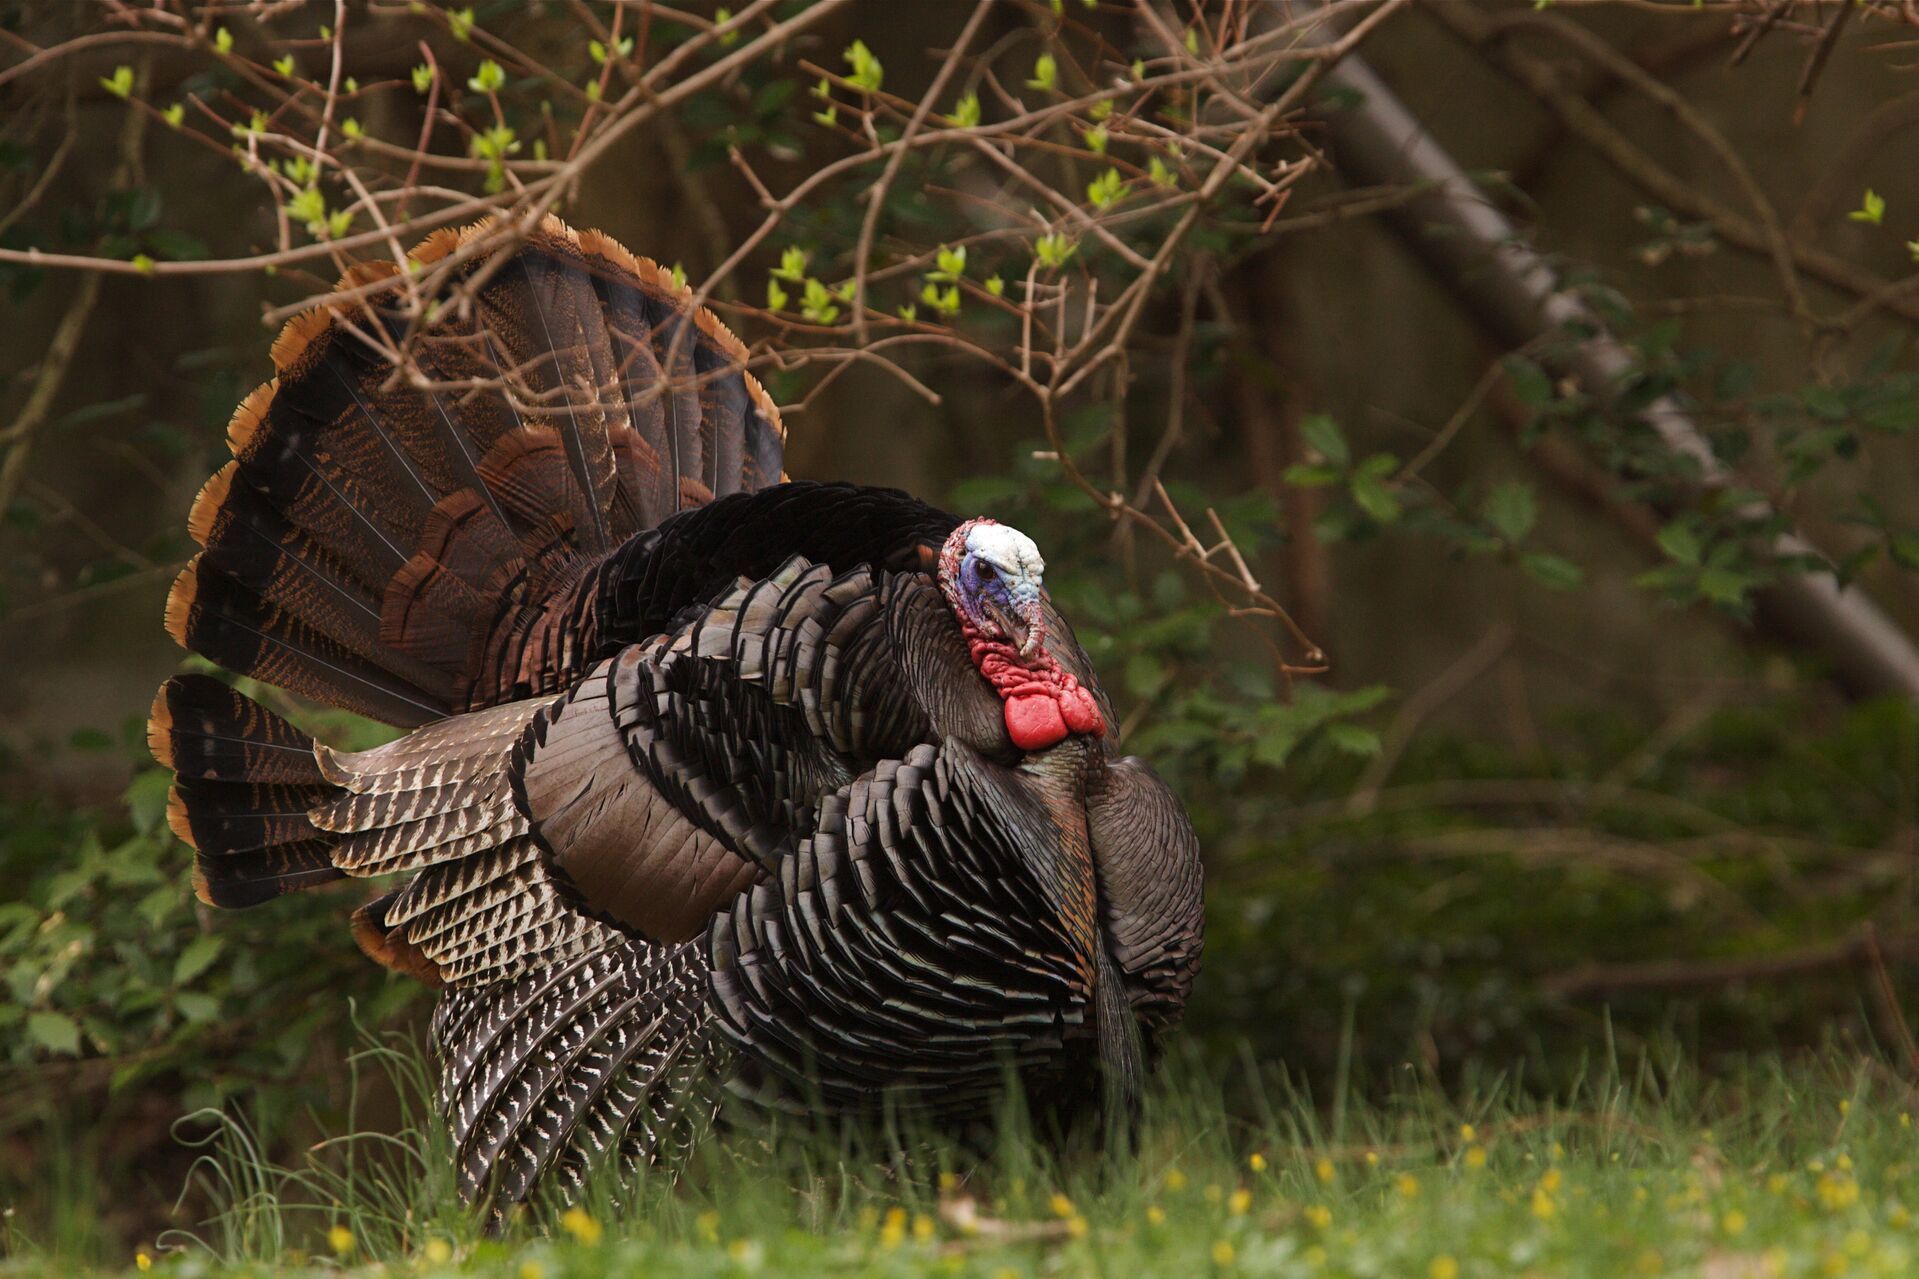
[1014,739,1141,1108]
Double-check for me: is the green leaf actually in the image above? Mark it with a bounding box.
[1282,463,1341,488]
[1504,356,1553,409]
[1890,533,1919,571]
[1657,522,1702,565]
[173,935,224,987]
[1520,552,1583,590]
[1324,724,1382,758]
[1300,414,1348,468]
[773,245,809,281]
[842,39,883,93]
[1698,567,1751,606]
[1027,53,1058,92]
[1086,167,1123,210]
[411,63,434,95]
[1482,481,1536,543]
[1034,232,1076,269]
[175,992,221,1024]
[467,59,506,94]
[127,769,173,834]
[447,7,475,41]
[948,91,981,129]
[273,54,296,78]
[1082,124,1108,154]
[1349,468,1400,524]
[101,66,134,99]
[1848,188,1886,227]
[28,1010,81,1056]
[930,244,967,281]
[214,26,233,55]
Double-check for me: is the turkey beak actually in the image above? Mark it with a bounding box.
[1014,595,1047,659]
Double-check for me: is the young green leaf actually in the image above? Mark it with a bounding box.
[1848,188,1886,227]
[843,39,883,93]
[1086,167,1123,210]
[468,60,506,93]
[948,91,982,128]
[1028,53,1059,92]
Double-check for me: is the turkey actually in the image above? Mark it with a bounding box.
[148,216,1203,1207]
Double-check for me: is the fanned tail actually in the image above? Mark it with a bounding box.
[149,674,342,908]
[162,216,785,727]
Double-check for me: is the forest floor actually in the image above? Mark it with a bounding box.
[5,1052,1918,1278]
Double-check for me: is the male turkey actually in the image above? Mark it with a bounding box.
[149,217,1203,1206]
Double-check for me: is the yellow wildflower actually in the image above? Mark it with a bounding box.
[560,1207,602,1245]
[1249,1152,1268,1173]
[1539,1168,1563,1193]
[1838,1154,1854,1171]
[1210,1239,1236,1266]
[913,1213,936,1242]
[1818,1172,1862,1211]
[1531,1188,1557,1220]
[727,1238,763,1266]
[1314,1157,1335,1185]
[1146,1205,1166,1226]
[1396,1173,1421,1199]
[1768,1174,1790,1194]
[519,1262,545,1279]
[424,1237,452,1262]
[1304,1204,1332,1229]
[698,1209,722,1242]
[1304,1245,1327,1268]
[1722,1209,1747,1235]
[1065,1215,1088,1239]
[939,1171,959,1192]
[1228,1188,1252,1215]
[135,1255,152,1273]
[1465,1146,1487,1170]
[1049,1194,1075,1218]
[1429,1257,1459,1279]
[327,1225,355,1255]
[1365,1151,1380,1167]
[880,1206,907,1248]
[1841,1100,1852,1116]
[1167,1168,1189,1192]
[1459,1123,1476,1143]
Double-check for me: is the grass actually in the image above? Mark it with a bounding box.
[7,1038,1919,1278]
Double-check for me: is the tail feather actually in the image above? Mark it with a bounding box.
[152,675,345,908]
[163,215,785,729]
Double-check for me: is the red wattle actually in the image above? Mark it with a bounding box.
[965,627,1108,752]
[1005,694,1069,751]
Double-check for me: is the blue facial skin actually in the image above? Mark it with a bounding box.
[959,553,1043,654]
